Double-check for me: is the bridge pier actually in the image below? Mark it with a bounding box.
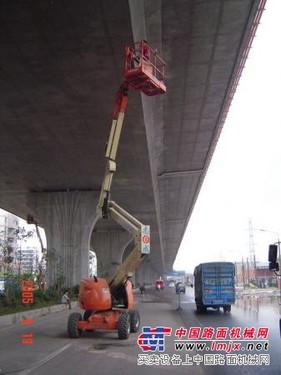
[30,191,154,288]
[135,260,157,286]
[31,191,98,288]
[91,229,132,280]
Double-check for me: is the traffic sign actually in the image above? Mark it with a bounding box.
[141,225,150,254]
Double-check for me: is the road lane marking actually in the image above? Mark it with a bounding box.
[17,343,72,375]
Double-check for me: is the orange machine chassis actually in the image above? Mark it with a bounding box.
[77,309,124,331]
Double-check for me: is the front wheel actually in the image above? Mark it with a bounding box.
[118,312,130,340]
[68,313,82,338]
[196,305,206,313]
[129,310,140,333]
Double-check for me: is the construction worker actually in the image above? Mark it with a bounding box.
[131,40,150,69]
[61,291,71,309]
[142,41,150,60]
[139,284,146,294]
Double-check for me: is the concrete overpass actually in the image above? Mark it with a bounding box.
[0,0,266,286]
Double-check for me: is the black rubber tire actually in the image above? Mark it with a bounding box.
[118,312,130,340]
[223,305,231,313]
[83,310,93,321]
[68,312,82,338]
[83,310,94,332]
[197,305,206,313]
[129,310,140,333]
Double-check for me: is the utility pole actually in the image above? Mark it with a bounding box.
[248,219,257,286]
[259,228,281,304]
[242,258,246,289]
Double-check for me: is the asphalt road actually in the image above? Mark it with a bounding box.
[0,287,280,375]
[174,287,281,375]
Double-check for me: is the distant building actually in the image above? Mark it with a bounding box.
[89,250,97,277]
[165,270,186,283]
[235,261,276,288]
[15,246,39,274]
[0,209,19,274]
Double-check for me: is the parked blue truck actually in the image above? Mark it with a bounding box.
[194,262,235,313]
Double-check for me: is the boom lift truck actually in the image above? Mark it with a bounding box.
[67,41,166,339]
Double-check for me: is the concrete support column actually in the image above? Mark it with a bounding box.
[135,260,156,286]
[135,262,146,286]
[31,191,99,287]
[149,266,158,284]
[92,230,132,280]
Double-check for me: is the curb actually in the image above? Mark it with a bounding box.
[0,301,78,327]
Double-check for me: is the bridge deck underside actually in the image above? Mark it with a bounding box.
[0,0,263,273]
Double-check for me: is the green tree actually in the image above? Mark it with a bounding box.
[15,226,34,276]
[1,242,14,273]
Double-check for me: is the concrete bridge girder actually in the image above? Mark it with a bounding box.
[0,0,265,287]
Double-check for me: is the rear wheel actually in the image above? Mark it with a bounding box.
[129,310,140,333]
[118,312,130,340]
[223,305,231,313]
[83,310,93,321]
[83,310,94,331]
[68,313,82,338]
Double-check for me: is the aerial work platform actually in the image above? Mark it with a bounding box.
[124,40,166,96]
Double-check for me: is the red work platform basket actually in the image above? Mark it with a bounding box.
[124,41,166,96]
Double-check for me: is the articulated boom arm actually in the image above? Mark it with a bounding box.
[97,82,129,219]
[96,82,150,289]
[96,41,166,289]
[108,201,150,290]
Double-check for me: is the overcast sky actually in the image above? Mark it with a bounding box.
[174,0,281,274]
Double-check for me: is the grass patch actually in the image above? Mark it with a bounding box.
[0,300,60,316]
[0,285,79,316]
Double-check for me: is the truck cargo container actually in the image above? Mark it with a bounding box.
[194,262,235,313]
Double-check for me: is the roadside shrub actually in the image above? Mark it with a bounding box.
[0,293,8,307]
[33,289,45,303]
[70,284,80,298]
[43,288,60,302]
